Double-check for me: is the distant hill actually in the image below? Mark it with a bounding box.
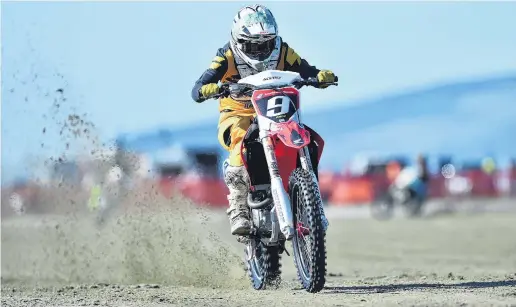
[117,73,516,170]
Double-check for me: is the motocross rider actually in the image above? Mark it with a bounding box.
[191,4,336,236]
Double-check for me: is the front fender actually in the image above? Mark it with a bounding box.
[272,120,311,149]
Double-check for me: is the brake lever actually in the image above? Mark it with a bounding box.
[206,83,230,100]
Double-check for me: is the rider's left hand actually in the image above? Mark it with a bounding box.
[317,70,336,88]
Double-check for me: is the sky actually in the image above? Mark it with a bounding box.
[2,1,516,181]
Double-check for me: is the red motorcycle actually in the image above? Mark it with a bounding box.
[209,70,338,293]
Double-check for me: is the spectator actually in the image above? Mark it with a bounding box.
[416,154,430,184]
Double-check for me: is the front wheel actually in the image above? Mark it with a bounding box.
[289,168,326,293]
[370,192,395,220]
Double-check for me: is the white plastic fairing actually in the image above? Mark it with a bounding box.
[257,114,276,131]
[238,70,302,87]
[256,109,300,132]
[393,167,419,189]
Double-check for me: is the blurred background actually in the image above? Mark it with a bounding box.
[2,1,516,218]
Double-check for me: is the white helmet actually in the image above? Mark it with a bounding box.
[230,4,279,71]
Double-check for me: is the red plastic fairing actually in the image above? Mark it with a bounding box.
[273,137,298,191]
[304,125,325,163]
[240,125,323,192]
[272,120,311,149]
[240,87,324,191]
[251,87,300,116]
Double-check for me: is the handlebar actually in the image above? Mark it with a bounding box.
[207,75,339,100]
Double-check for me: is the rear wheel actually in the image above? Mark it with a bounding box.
[289,168,326,293]
[402,190,424,218]
[245,238,282,290]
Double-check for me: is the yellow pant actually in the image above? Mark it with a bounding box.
[217,113,255,167]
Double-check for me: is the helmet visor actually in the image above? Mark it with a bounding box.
[238,37,276,61]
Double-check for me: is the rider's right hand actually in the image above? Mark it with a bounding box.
[200,83,220,99]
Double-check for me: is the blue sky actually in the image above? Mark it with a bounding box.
[2,1,516,181]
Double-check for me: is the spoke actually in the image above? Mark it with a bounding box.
[294,186,313,279]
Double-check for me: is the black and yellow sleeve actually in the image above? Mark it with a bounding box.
[191,45,230,103]
[282,42,321,79]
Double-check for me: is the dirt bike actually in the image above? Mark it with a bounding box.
[370,166,428,220]
[208,70,338,293]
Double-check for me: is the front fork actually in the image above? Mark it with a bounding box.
[260,134,329,241]
[261,135,295,240]
[299,147,330,232]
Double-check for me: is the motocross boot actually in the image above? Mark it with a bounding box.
[224,164,251,235]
